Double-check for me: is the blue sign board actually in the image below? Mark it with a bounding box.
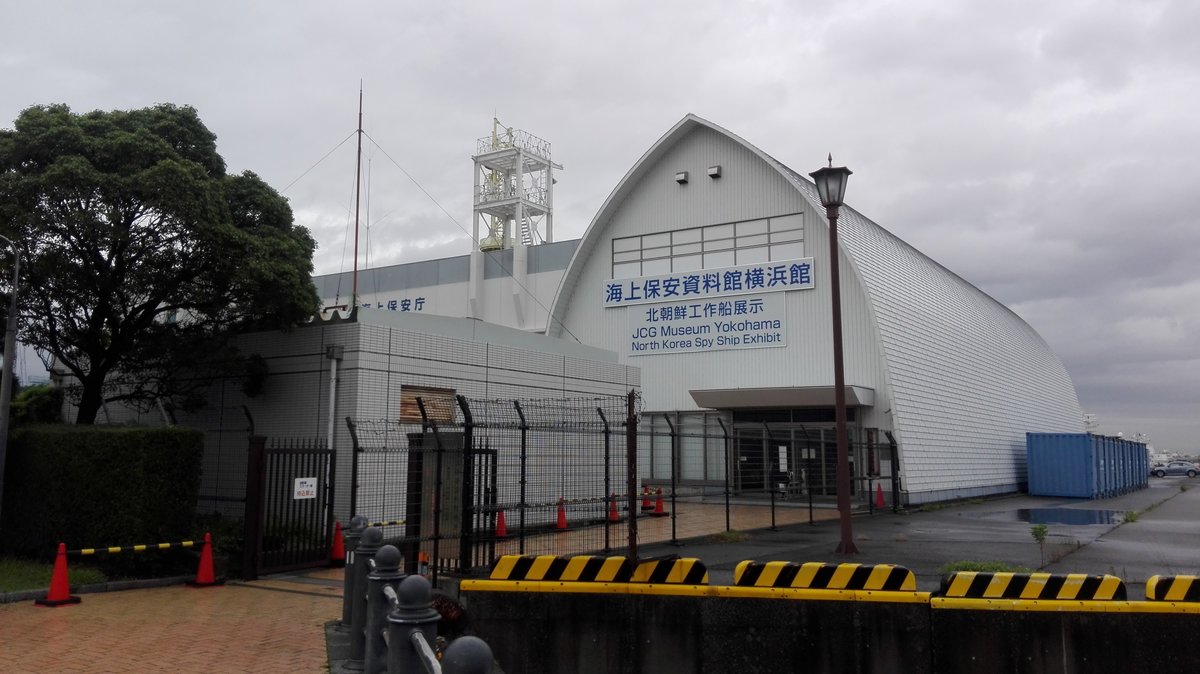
[603,258,814,308]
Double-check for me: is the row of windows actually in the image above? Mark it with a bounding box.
[612,214,804,279]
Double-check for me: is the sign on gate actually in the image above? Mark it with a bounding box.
[294,477,317,499]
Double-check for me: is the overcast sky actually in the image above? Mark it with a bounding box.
[3,1,1196,451]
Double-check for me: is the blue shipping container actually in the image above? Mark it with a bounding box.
[1026,433,1149,499]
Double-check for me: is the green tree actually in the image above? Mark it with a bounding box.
[0,104,318,423]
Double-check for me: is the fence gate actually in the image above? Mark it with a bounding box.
[243,436,334,580]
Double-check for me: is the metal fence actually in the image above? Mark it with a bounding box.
[347,392,902,580]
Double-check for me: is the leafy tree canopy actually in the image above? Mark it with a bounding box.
[0,104,319,423]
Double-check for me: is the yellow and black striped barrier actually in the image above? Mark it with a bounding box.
[938,571,1126,601]
[70,540,197,556]
[734,561,916,592]
[491,555,633,582]
[367,519,406,528]
[1146,575,1200,602]
[488,555,709,585]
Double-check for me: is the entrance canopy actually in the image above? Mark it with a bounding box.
[689,386,875,409]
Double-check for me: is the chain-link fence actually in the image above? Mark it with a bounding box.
[347,392,902,580]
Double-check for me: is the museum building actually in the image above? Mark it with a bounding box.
[316,114,1085,506]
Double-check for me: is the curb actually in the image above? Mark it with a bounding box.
[0,575,194,605]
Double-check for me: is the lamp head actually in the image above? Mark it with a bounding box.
[809,156,852,209]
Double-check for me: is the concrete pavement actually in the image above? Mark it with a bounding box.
[640,477,1200,597]
[2,478,1196,671]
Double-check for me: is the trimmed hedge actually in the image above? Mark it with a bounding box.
[1,425,204,559]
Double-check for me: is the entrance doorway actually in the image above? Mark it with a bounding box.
[734,423,861,499]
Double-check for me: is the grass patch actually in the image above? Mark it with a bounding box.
[0,555,108,593]
[939,560,1034,574]
[705,530,752,543]
[1122,510,1140,523]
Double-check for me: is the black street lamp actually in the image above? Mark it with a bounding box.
[809,156,858,555]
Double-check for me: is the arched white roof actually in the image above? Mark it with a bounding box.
[549,114,1083,499]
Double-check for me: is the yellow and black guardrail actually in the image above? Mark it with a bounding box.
[1145,575,1200,602]
[734,561,917,592]
[488,555,709,585]
[938,571,1126,601]
[69,539,198,556]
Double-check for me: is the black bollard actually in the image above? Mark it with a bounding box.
[386,574,441,674]
[339,515,369,630]
[346,526,383,671]
[442,636,495,674]
[364,545,405,674]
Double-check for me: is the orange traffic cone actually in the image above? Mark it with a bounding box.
[330,521,346,568]
[641,486,652,511]
[495,509,508,539]
[418,551,430,576]
[875,483,886,509]
[649,488,669,517]
[608,493,620,522]
[188,532,218,587]
[35,543,81,607]
[555,497,568,531]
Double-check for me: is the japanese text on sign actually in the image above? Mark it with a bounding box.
[293,477,317,500]
[627,294,786,356]
[360,297,427,312]
[603,258,814,308]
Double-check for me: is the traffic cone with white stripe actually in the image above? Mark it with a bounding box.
[555,498,568,531]
[641,486,652,511]
[35,543,81,607]
[608,493,621,522]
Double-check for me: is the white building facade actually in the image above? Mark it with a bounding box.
[317,114,1084,505]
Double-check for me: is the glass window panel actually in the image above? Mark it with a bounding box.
[769,241,804,260]
[672,228,702,244]
[672,254,703,272]
[642,246,671,260]
[704,223,734,240]
[770,214,803,232]
[737,219,769,235]
[703,250,735,268]
[642,257,671,274]
[703,238,734,252]
[736,246,769,264]
[613,250,640,263]
[613,261,641,278]
[643,232,670,248]
[737,233,769,248]
[673,242,701,255]
[769,230,803,243]
[613,237,640,252]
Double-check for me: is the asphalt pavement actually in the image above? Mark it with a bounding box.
[638,477,1200,598]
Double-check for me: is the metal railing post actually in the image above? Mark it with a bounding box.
[456,395,474,575]
[416,398,443,586]
[365,545,406,674]
[625,391,638,561]
[663,415,679,546]
[598,407,611,554]
[348,526,384,670]
[339,515,369,630]
[716,419,731,533]
[513,401,528,555]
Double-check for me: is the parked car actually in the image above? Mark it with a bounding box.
[1151,461,1198,478]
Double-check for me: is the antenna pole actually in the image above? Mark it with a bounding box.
[352,84,363,305]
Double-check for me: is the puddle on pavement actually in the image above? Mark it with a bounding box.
[965,508,1124,525]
